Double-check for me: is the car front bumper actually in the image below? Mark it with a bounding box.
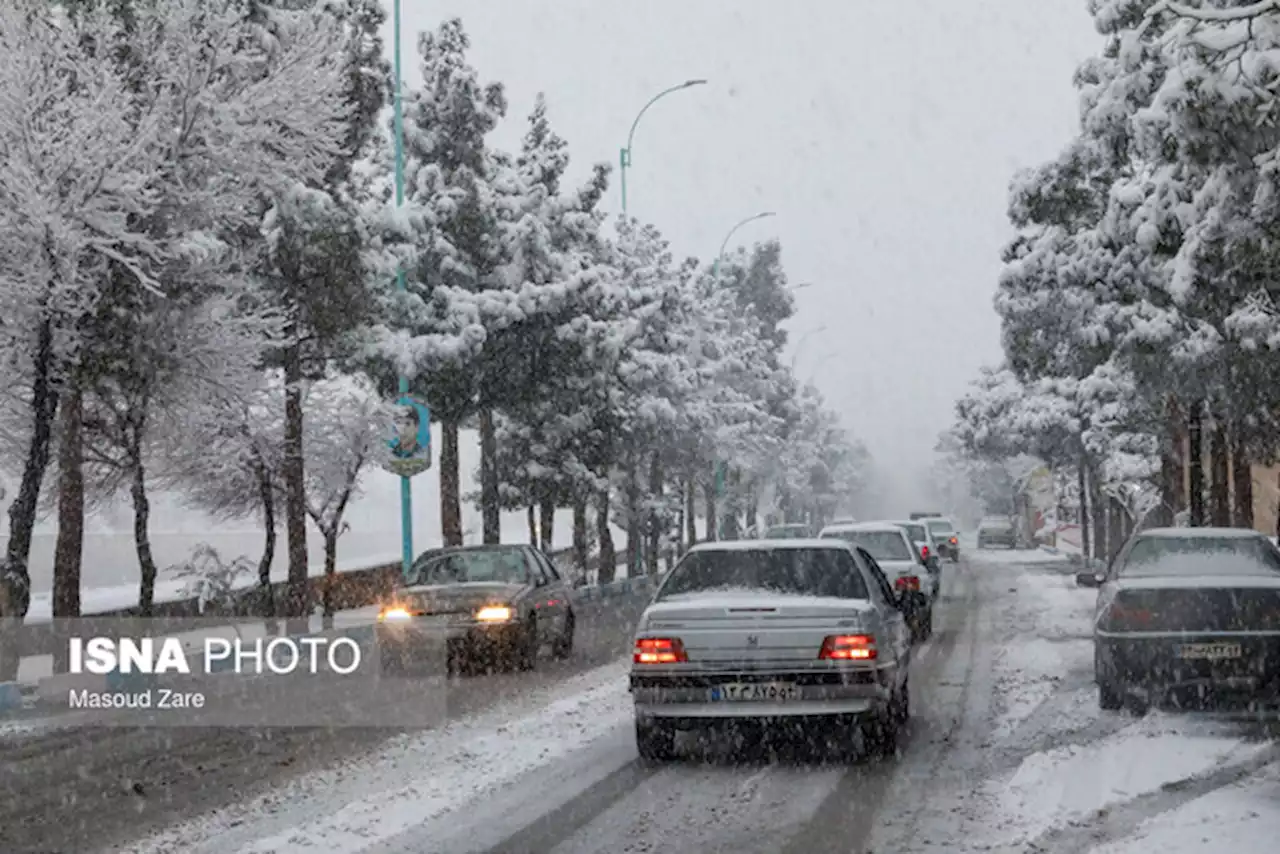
[376,619,525,663]
[630,667,893,719]
[1097,632,1280,708]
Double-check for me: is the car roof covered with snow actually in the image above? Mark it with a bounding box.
[687,538,851,552]
[1137,527,1265,539]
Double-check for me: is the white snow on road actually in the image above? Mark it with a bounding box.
[126,662,632,854]
[970,546,1071,565]
[978,714,1274,849]
[1087,759,1280,854]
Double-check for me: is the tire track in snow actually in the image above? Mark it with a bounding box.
[992,746,1280,854]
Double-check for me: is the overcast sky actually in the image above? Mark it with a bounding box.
[388,0,1101,512]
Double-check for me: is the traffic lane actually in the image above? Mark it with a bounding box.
[0,595,649,854]
[376,560,980,854]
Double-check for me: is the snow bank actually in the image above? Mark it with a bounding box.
[977,715,1274,849]
[1088,760,1280,854]
[127,662,632,854]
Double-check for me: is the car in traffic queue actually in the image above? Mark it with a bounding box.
[819,521,935,640]
[375,544,575,675]
[1077,527,1280,712]
[889,519,942,599]
[922,516,960,562]
[762,523,816,539]
[977,516,1018,549]
[628,539,913,762]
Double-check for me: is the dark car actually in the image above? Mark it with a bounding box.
[375,544,575,675]
[1078,528,1280,712]
[977,517,1017,549]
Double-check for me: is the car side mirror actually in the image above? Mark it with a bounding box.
[1075,572,1102,588]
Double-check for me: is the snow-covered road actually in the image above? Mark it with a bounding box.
[41,548,1280,854]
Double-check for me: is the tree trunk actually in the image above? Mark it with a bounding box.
[2,315,58,623]
[684,475,696,549]
[322,529,338,629]
[1090,472,1106,562]
[1107,495,1125,561]
[704,476,718,542]
[129,443,159,618]
[1232,431,1253,530]
[744,479,758,536]
[624,456,641,576]
[540,500,555,552]
[1209,417,1230,527]
[722,469,742,541]
[53,382,85,619]
[1156,441,1179,528]
[253,450,277,625]
[1188,401,1204,526]
[440,419,462,546]
[1077,459,1091,559]
[596,487,616,584]
[282,346,309,626]
[646,453,662,576]
[572,497,588,578]
[478,407,500,544]
[527,505,537,546]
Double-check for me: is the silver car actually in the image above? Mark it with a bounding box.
[629,539,913,762]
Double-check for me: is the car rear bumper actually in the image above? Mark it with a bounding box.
[1097,632,1280,707]
[630,668,892,719]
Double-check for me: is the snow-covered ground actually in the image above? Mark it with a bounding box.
[121,662,633,854]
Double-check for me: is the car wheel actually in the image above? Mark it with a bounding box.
[921,607,934,639]
[516,618,538,671]
[894,677,911,723]
[1098,677,1124,710]
[635,718,677,762]
[552,609,575,659]
[865,705,900,757]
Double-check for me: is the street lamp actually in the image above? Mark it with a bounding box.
[711,211,776,280]
[789,325,828,371]
[392,0,413,579]
[620,79,707,215]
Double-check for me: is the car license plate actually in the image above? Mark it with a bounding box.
[1178,643,1243,660]
[709,682,799,702]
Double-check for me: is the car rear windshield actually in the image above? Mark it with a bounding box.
[1119,536,1280,577]
[658,548,869,600]
[898,523,927,542]
[823,530,913,562]
[926,519,954,534]
[409,549,528,586]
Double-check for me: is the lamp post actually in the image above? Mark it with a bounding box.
[789,326,828,372]
[619,79,707,215]
[392,0,413,579]
[710,211,777,537]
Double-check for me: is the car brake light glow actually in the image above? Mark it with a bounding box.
[950,536,957,544]
[634,637,688,664]
[819,634,877,660]
[1108,602,1154,628]
[921,545,930,559]
[894,575,921,591]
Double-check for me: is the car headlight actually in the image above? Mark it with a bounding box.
[378,606,413,621]
[474,605,513,622]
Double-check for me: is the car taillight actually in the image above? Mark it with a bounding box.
[921,545,930,559]
[819,634,877,660]
[950,536,957,545]
[1106,602,1154,629]
[895,576,921,592]
[634,637,687,664]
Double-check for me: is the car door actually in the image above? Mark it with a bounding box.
[852,547,912,679]
[531,548,571,632]
[523,548,562,643]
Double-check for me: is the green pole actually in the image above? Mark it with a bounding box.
[393,0,413,580]
[619,79,707,216]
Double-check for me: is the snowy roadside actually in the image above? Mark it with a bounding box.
[961,551,1280,852]
[121,661,633,854]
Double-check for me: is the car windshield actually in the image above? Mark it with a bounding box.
[926,519,954,535]
[1118,536,1280,578]
[824,530,913,562]
[409,549,529,586]
[658,548,868,600]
